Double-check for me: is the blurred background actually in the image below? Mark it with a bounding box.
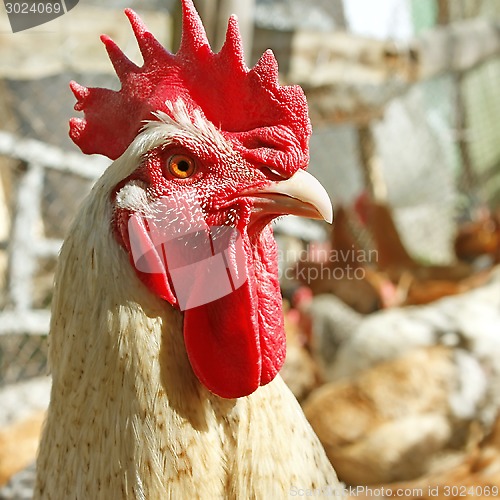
[1,0,500,496]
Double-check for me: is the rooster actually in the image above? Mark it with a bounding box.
[34,1,343,498]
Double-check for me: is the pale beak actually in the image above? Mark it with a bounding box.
[246,169,333,224]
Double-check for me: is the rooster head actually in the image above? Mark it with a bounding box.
[69,0,332,399]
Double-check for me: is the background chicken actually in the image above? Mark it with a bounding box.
[303,345,487,485]
[280,298,323,402]
[34,1,343,498]
[454,206,500,266]
[351,413,500,499]
[0,411,45,488]
[354,192,470,280]
[292,266,500,487]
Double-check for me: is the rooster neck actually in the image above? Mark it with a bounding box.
[35,150,340,499]
[36,170,225,496]
[43,161,216,413]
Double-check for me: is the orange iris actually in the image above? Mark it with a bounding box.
[168,155,196,179]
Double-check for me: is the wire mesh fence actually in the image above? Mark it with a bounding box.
[0,0,500,390]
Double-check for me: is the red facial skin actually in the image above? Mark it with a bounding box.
[112,142,288,399]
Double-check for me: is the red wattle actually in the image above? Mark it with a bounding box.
[123,209,286,399]
[183,227,286,399]
[183,282,261,399]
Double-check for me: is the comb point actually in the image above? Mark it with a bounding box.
[69,81,89,101]
[101,35,139,80]
[124,8,146,35]
[124,9,169,64]
[252,49,280,83]
[179,0,210,54]
[69,117,85,136]
[219,15,246,70]
[125,8,149,60]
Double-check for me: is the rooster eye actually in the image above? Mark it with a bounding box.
[168,154,196,179]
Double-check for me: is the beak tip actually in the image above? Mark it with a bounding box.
[318,202,333,224]
[253,168,334,225]
[315,188,333,224]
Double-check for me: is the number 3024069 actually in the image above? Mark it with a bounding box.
[5,2,63,14]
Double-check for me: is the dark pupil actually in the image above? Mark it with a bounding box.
[177,160,190,172]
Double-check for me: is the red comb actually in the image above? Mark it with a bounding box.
[69,0,311,174]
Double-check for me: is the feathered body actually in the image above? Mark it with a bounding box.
[35,32,341,496]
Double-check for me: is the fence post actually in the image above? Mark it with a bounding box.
[7,163,43,312]
[357,125,387,201]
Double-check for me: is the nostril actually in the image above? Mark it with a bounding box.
[257,165,289,182]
